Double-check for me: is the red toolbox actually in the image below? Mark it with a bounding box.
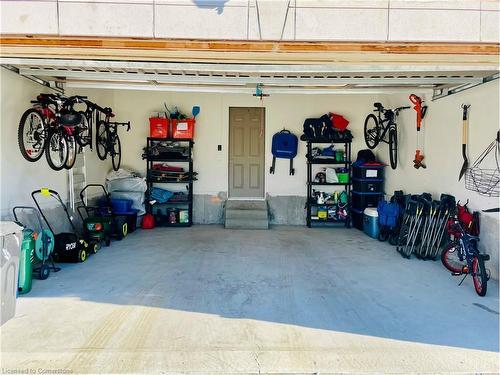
[171,118,195,139]
[149,116,169,138]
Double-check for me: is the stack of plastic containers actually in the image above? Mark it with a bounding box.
[351,164,385,230]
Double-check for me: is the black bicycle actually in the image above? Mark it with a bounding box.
[364,102,410,169]
[95,114,130,171]
[441,220,490,296]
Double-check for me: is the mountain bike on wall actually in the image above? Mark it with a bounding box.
[95,109,130,171]
[18,93,64,163]
[18,94,90,170]
[363,102,410,169]
[44,95,92,171]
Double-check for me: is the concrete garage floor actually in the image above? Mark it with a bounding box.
[2,226,499,374]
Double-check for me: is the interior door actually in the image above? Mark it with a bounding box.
[229,107,265,198]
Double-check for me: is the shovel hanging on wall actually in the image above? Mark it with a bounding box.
[459,104,471,181]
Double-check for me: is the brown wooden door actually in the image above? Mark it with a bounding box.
[229,107,265,198]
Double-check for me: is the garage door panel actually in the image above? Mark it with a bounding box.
[58,2,154,37]
[0,1,58,35]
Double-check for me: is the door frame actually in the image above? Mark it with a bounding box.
[228,106,266,200]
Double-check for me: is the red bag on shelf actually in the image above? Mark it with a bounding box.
[329,113,349,132]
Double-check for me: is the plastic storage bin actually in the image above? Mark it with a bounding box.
[111,198,133,214]
[337,173,349,184]
[352,178,383,193]
[352,191,383,210]
[123,209,139,233]
[363,208,380,239]
[1,222,22,326]
[171,119,195,139]
[149,117,169,138]
[351,208,364,230]
[353,165,385,180]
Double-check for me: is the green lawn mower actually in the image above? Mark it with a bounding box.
[13,206,61,293]
[80,184,128,241]
[77,192,112,249]
[32,188,94,263]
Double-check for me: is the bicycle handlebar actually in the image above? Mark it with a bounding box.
[109,121,131,131]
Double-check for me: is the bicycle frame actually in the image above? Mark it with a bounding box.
[373,108,400,144]
[452,223,480,270]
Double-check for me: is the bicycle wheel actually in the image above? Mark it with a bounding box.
[18,108,46,162]
[388,127,398,169]
[75,111,90,147]
[64,134,77,170]
[45,130,68,171]
[364,114,380,149]
[95,121,108,160]
[441,241,466,274]
[111,135,122,171]
[472,256,488,296]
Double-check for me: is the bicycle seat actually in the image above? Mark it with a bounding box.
[60,112,83,127]
[373,102,384,110]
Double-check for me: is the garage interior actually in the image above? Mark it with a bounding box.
[1,27,500,375]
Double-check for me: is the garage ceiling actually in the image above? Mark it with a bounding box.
[2,57,498,99]
[1,38,498,99]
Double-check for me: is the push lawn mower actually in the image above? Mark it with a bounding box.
[78,185,114,248]
[80,184,128,240]
[77,206,111,249]
[13,206,60,288]
[32,188,93,263]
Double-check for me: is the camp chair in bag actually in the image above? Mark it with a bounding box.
[270,129,298,175]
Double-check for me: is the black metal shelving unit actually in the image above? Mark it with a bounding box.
[145,137,195,227]
[306,139,352,228]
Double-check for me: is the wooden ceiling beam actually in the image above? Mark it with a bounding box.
[1,36,499,65]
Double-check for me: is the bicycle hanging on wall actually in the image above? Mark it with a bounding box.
[363,102,410,169]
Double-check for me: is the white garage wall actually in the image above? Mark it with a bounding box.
[68,88,390,196]
[0,69,112,218]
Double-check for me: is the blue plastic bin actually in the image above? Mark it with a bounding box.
[111,198,133,214]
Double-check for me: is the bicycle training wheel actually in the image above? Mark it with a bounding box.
[75,111,91,147]
[364,114,380,149]
[18,108,46,162]
[388,127,398,169]
[45,130,68,171]
[111,135,122,171]
[95,120,108,160]
[472,256,488,296]
[441,241,466,274]
[64,135,78,170]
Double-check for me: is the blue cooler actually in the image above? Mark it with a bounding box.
[363,208,379,239]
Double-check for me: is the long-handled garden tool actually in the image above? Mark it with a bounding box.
[459,104,471,181]
[409,94,427,169]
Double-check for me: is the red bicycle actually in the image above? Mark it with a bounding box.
[18,94,90,170]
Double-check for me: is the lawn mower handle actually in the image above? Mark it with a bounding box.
[80,184,111,207]
[31,188,77,234]
[12,206,45,230]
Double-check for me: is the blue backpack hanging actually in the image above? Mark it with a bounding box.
[270,129,298,175]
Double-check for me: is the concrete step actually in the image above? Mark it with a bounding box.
[225,218,269,230]
[225,200,267,211]
[225,208,268,220]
